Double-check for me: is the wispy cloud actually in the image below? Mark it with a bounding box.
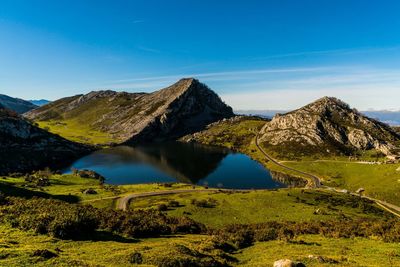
[105,66,336,85]
[137,46,161,53]
[98,64,400,111]
[252,45,400,61]
[130,19,145,24]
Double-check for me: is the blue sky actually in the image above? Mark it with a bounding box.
[1,0,400,110]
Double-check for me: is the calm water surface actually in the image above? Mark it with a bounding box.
[65,142,286,189]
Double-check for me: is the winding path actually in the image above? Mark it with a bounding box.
[255,125,321,188]
[117,189,233,211]
[112,125,400,218]
[256,124,400,218]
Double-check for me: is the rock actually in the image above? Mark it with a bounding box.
[356,188,365,194]
[0,106,91,175]
[274,259,294,267]
[259,96,399,157]
[308,254,339,264]
[273,259,305,267]
[308,254,325,263]
[83,188,97,195]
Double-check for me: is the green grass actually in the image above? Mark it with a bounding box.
[181,117,266,150]
[130,189,388,228]
[284,161,400,205]
[37,120,116,145]
[237,234,400,267]
[0,225,211,267]
[1,225,399,267]
[0,175,199,208]
[1,174,398,266]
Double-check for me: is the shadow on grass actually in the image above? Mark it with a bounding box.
[89,231,140,243]
[289,240,322,246]
[0,182,80,203]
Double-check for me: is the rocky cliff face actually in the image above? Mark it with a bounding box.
[0,107,91,175]
[0,94,38,114]
[25,78,234,143]
[259,97,400,157]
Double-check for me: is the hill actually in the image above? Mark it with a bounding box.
[0,94,38,114]
[0,106,90,175]
[259,97,400,158]
[25,78,234,144]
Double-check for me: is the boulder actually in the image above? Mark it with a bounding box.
[273,259,305,267]
[83,188,97,195]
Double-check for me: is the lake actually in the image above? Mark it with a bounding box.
[64,142,286,189]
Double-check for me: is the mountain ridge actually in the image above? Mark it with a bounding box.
[0,105,91,175]
[25,78,234,144]
[0,94,38,114]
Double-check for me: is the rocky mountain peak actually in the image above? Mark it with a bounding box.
[294,96,353,116]
[260,97,400,158]
[25,79,234,144]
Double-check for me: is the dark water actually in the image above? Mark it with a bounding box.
[64,142,286,189]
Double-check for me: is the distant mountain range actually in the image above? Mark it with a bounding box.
[0,94,38,114]
[237,109,400,126]
[29,99,50,106]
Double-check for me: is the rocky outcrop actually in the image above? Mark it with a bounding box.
[25,78,234,144]
[0,94,38,114]
[260,97,400,157]
[0,107,91,175]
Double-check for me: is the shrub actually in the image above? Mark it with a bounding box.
[129,252,143,264]
[191,198,218,208]
[0,197,98,239]
[167,200,180,207]
[157,204,168,211]
[32,249,58,259]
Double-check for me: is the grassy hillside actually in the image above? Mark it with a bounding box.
[237,235,400,267]
[182,117,400,207]
[1,174,399,266]
[284,161,400,205]
[2,225,399,267]
[37,120,117,145]
[129,189,387,228]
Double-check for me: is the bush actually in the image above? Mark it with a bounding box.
[129,252,143,264]
[168,200,180,207]
[157,204,168,211]
[191,198,218,208]
[32,249,58,259]
[0,197,99,239]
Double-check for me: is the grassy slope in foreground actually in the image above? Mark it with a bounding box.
[1,175,399,266]
[2,226,399,267]
[129,189,387,228]
[182,117,400,206]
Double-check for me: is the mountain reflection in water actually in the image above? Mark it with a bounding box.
[65,142,286,189]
